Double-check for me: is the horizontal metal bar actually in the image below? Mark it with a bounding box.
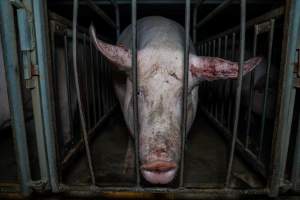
[196,0,234,29]
[85,0,117,29]
[58,184,268,196]
[50,0,278,5]
[201,7,284,43]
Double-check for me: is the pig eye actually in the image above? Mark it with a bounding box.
[137,89,143,97]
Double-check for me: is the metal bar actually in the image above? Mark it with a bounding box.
[225,0,246,187]
[63,34,76,136]
[72,0,96,185]
[180,0,190,187]
[196,0,234,29]
[58,184,268,196]
[62,105,117,168]
[227,32,236,129]
[203,7,284,43]
[96,49,102,118]
[32,0,59,192]
[18,0,51,188]
[83,34,91,128]
[51,0,280,5]
[269,0,300,196]
[258,19,275,159]
[89,39,97,125]
[292,41,300,191]
[0,0,31,195]
[131,0,140,186]
[245,25,258,149]
[201,106,267,177]
[85,0,117,29]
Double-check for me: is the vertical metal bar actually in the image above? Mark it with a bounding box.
[32,0,59,192]
[227,32,236,129]
[0,0,31,195]
[131,0,140,186]
[218,37,221,57]
[180,0,190,187]
[90,39,97,125]
[292,103,300,191]
[245,25,258,149]
[213,40,216,57]
[225,0,246,187]
[208,41,212,56]
[72,0,95,185]
[292,41,300,192]
[270,0,300,195]
[258,19,275,159]
[224,35,228,58]
[83,34,90,128]
[64,34,76,138]
[204,42,207,56]
[96,51,101,118]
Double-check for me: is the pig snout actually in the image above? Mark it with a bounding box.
[139,134,180,184]
[141,161,177,184]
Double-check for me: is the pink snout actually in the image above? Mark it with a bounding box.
[141,161,177,184]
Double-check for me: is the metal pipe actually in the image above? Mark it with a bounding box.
[203,7,284,43]
[72,0,96,185]
[180,0,191,187]
[225,0,246,187]
[0,0,31,195]
[32,0,59,192]
[58,184,268,196]
[196,0,234,29]
[131,0,140,186]
[245,25,258,149]
[258,19,275,159]
[227,32,236,129]
[89,39,97,125]
[269,0,300,196]
[85,0,117,29]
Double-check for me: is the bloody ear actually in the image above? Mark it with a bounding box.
[89,25,132,71]
[189,55,262,81]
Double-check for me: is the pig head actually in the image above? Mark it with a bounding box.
[90,16,261,184]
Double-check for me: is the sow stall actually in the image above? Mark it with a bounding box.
[0,0,299,199]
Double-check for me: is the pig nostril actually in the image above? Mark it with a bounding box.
[141,161,177,172]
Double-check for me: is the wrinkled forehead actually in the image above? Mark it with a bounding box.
[140,70,183,98]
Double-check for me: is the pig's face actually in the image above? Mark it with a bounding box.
[90,25,262,184]
[136,49,184,184]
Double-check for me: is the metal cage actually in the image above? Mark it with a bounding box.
[0,0,300,199]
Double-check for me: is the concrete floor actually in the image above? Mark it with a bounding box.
[63,110,264,188]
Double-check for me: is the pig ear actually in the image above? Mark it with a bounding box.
[189,55,262,81]
[89,25,132,71]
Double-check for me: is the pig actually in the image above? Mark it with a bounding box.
[90,16,261,184]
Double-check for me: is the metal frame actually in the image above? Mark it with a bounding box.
[1,0,300,198]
